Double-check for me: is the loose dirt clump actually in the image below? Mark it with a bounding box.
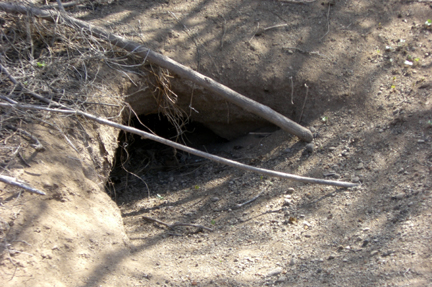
[1,0,432,286]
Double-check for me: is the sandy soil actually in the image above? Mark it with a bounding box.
[1,0,432,286]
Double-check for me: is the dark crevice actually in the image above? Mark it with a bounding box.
[106,113,228,202]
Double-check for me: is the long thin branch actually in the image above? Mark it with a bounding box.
[0,101,358,188]
[0,175,46,195]
[0,2,313,142]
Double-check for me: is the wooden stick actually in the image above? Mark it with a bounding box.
[0,175,46,195]
[0,2,313,142]
[0,101,358,187]
[142,216,214,232]
[234,190,265,209]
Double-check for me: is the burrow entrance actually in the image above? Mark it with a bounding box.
[107,114,232,204]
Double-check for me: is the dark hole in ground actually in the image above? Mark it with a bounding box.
[106,114,229,203]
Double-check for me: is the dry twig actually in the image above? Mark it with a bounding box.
[0,175,46,195]
[255,24,288,36]
[320,2,331,41]
[298,83,309,123]
[234,189,265,209]
[142,216,214,232]
[289,76,294,105]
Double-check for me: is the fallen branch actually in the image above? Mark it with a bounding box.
[142,216,214,232]
[0,101,358,187]
[0,2,313,142]
[0,175,46,195]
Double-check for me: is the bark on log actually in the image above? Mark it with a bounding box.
[0,2,313,142]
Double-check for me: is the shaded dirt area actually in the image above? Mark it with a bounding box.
[1,0,432,286]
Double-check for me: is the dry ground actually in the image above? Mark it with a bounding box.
[1,0,432,286]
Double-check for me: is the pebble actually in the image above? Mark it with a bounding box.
[305,143,314,153]
[266,267,282,277]
[283,198,292,206]
[392,193,405,200]
[275,276,287,283]
[286,188,295,194]
[356,163,364,170]
[211,197,220,202]
[370,250,379,256]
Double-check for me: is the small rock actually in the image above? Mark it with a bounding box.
[356,163,364,170]
[382,250,394,257]
[211,197,220,202]
[351,176,360,183]
[329,147,337,151]
[392,193,405,200]
[370,250,379,256]
[286,188,295,194]
[305,143,314,153]
[266,267,283,277]
[289,258,296,266]
[276,276,287,283]
[283,199,292,206]
[328,255,335,260]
